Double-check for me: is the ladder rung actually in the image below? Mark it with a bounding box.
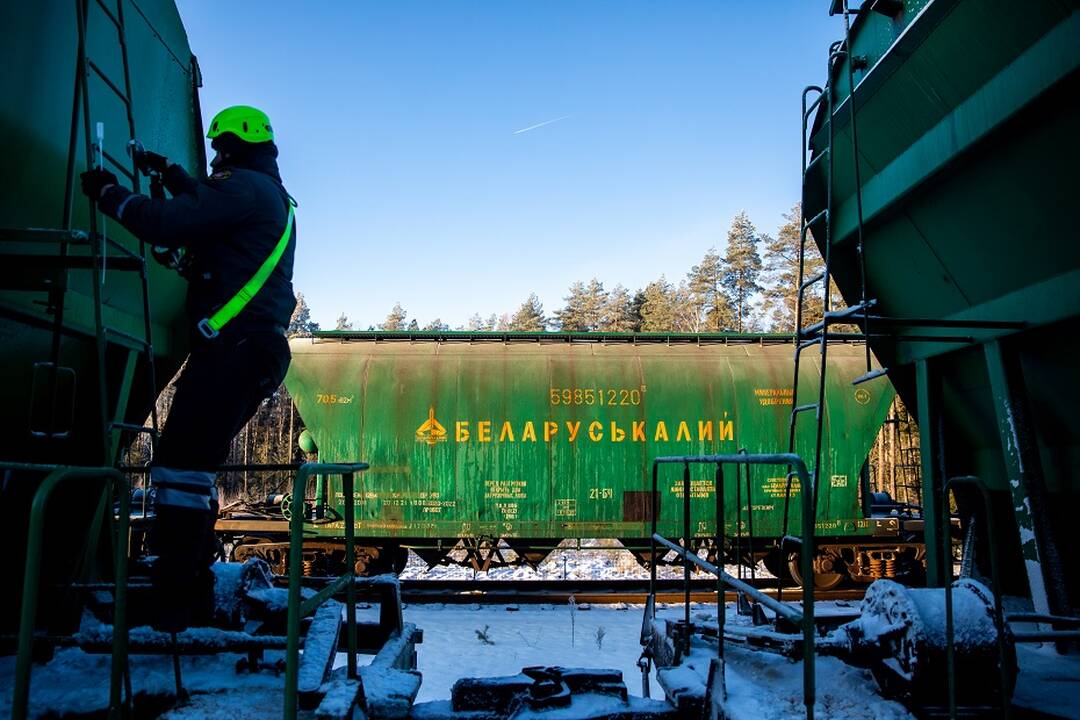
[103,326,152,349]
[797,337,823,352]
[94,0,122,30]
[853,367,889,385]
[803,209,828,229]
[826,300,876,319]
[0,253,141,274]
[101,150,136,181]
[86,58,132,106]
[791,403,818,415]
[0,228,90,244]
[103,236,145,263]
[801,300,878,335]
[109,422,157,436]
[799,272,825,291]
[805,151,830,176]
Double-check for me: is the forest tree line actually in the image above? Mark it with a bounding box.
[318,203,842,337]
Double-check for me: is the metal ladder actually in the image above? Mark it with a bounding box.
[0,0,161,465]
[780,2,874,599]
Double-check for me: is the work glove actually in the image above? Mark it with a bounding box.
[80,168,118,200]
[132,148,169,176]
[151,246,184,271]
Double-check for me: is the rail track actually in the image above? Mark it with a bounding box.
[292,577,866,605]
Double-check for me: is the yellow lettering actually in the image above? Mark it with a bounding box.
[676,421,691,442]
[456,421,470,442]
[544,421,559,442]
[698,421,713,441]
[654,421,669,442]
[478,420,492,442]
[632,421,646,442]
[522,421,537,442]
[566,421,581,442]
[499,421,515,442]
[610,422,626,442]
[588,421,603,441]
[719,420,734,441]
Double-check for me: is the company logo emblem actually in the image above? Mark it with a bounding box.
[854,388,871,405]
[415,407,447,445]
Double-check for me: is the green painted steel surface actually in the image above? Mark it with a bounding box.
[286,333,893,541]
[0,0,200,465]
[805,1,1079,602]
[0,1,203,639]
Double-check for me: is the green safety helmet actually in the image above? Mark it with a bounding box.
[206,105,274,143]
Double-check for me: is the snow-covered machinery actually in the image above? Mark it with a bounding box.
[641,578,1018,717]
[819,579,1016,712]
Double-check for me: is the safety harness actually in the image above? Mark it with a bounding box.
[197,199,296,339]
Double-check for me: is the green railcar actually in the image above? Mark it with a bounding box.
[219,332,911,586]
[1,0,202,631]
[803,1,1079,609]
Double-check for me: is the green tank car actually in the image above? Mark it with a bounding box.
[218,331,912,588]
[1,0,203,633]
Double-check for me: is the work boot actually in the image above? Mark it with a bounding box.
[148,467,218,632]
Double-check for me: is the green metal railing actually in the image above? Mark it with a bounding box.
[283,461,369,720]
[940,476,1010,719]
[649,453,817,720]
[10,464,130,720]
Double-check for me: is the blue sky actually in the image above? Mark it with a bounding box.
[176,2,844,329]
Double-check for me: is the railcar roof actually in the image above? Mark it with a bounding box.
[308,330,867,345]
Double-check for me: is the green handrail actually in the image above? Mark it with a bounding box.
[650,453,816,720]
[284,461,369,720]
[941,476,1010,719]
[12,466,130,720]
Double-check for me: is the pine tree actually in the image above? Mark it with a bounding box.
[466,313,485,331]
[556,278,608,331]
[600,284,637,332]
[335,313,353,330]
[288,293,320,337]
[407,319,419,331]
[639,278,680,332]
[761,203,824,332]
[424,318,450,331]
[509,294,547,331]
[686,248,734,331]
[555,281,588,331]
[628,290,646,332]
[722,211,764,333]
[382,303,407,330]
[485,314,499,331]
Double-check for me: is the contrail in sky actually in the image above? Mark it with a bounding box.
[512,114,572,135]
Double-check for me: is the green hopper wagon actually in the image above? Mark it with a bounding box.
[218,332,913,588]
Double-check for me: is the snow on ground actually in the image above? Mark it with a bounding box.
[4,599,1078,718]
[402,601,915,719]
[399,540,776,582]
[0,645,287,719]
[404,602,653,703]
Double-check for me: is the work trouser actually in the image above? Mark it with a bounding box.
[150,329,290,630]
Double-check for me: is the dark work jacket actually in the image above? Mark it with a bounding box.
[99,154,297,344]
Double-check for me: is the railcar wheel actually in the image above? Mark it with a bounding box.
[787,551,847,590]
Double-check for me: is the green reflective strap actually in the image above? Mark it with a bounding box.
[198,201,295,339]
